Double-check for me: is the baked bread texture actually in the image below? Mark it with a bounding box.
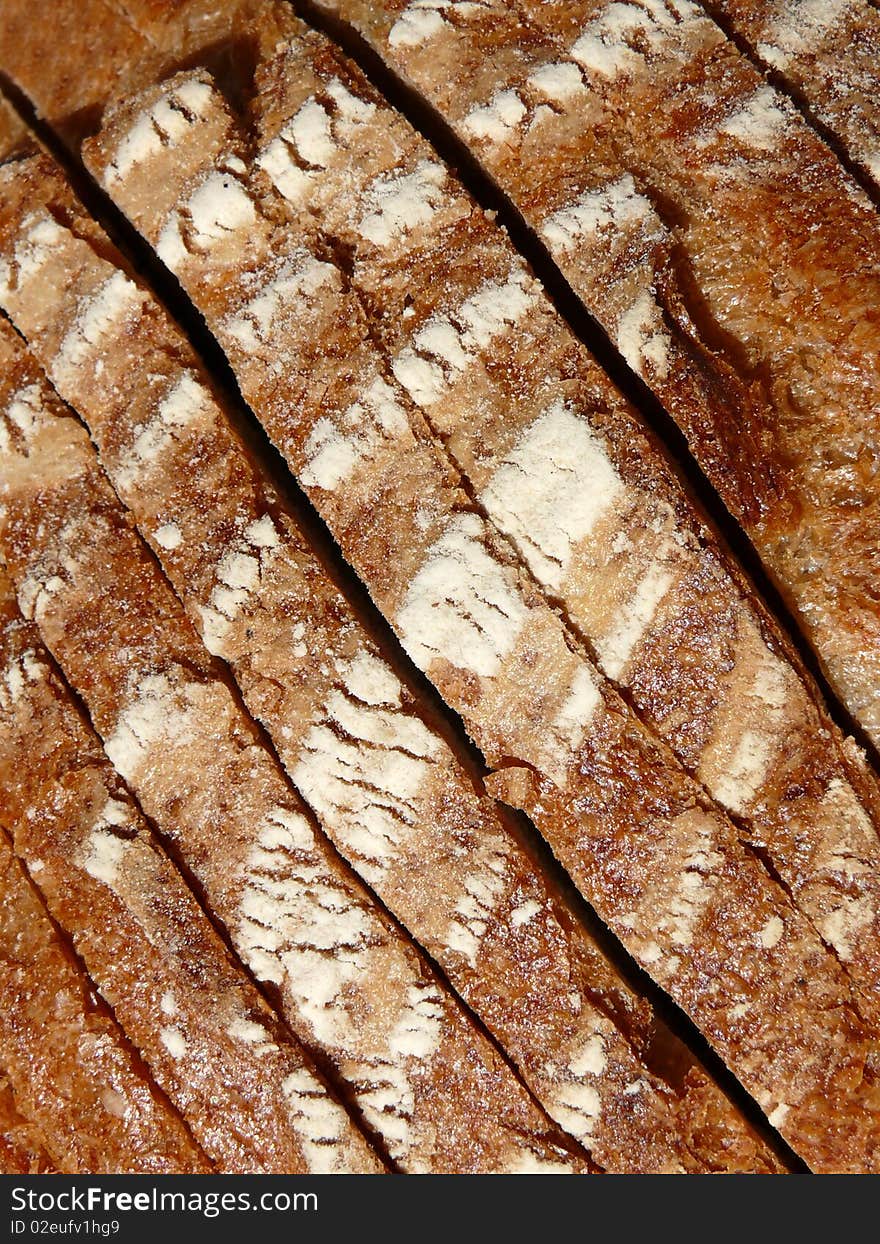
[0,0,879,1173]
[0,687,210,1173]
[236,14,880,1025]
[0,157,782,1174]
[313,0,880,750]
[708,0,880,191]
[0,319,598,1175]
[0,517,379,1175]
[74,11,880,1170]
[0,1073,55,1174]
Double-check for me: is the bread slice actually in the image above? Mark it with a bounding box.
[0,155,783,1173]
[708,0,880,190]
[72,56,880,1173]
[0,795,209,1172]
[0,567,381,1174]
[308,0,880,751]
[0,324,588,1175]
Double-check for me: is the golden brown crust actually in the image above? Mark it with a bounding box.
[0,1072,56,1174]
[310,0,880,751]
[75,55,880,1172]
[0,153,780,1173]
[708,0,880,192]
[0,0,152,143]
[0,97,33,162]
[0,323,588,1175]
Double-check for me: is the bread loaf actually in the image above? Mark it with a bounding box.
[1,0,880,1173]
[75,39,880,1171]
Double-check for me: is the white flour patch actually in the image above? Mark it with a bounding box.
[540,174,657,255]
[718,86,792,151]
[616,290,671,378]
[116,372,213,491]
[393,267,538,404]
[397,513,528,679]
[597,542,676,680]
[288,98,336,167]
[527,61,588,102]
[258,137,314,206]
[712,653,790,813]
[79,826,130,889]
[293,653,439,884]
[225,1016,278,1058]
[357,161,447,247]
[569,0,691,79]
[301,376,409,491]
[759,915,784,949]
[444,838,510,965]
[757,0,853,70]
[480,402,625,591]
[196,514,282,657]
[2,214,67,295]
[104,672,202,783]
[106,78,213,181]
[5,383,44,442]
[235,811,373,1053]
[388,982,444,1060]
[281,1066,362,1173]
[159,1026,188,1059]
[186,173,257,248]
[388,4,447,48]
[153,523,183,551]
[224,253,338,352]
[820,895,873,962]
[55,272,144,384]
[665,819,724,952]
[461,91,527,146]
